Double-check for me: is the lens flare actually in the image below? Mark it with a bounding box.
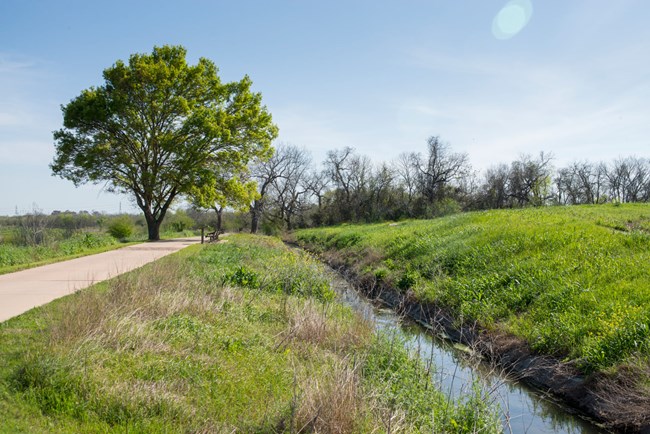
[492,0,533,40]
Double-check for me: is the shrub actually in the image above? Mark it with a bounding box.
[225,266,260,289]
[59,233,116,255]
[163,210,195,233]
[373,267,389,282]
[107,217,133,240]
[397,270,419,290]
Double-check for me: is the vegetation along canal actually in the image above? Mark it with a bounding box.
[325,267,607,434]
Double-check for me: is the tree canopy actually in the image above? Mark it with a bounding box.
[51,45,278,240]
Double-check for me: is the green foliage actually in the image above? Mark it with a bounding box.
[397,269,420,290]
[0,244,31,267]
[59,232,116,254]
[373,266,389,282]
[190,171,259,214]
[0,231,118,271]
[261,219,282,236]
[162,210,195,232]
[224,266,260,289]
[12,355,89,418]
[199,234,334,301]
[51,45,278,240]
[296,204,650,373]
[107,217,134,240]
[364,332,501,432]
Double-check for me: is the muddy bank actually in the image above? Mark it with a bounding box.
[308,250,650,434]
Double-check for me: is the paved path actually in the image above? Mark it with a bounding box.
[0,237,201,323]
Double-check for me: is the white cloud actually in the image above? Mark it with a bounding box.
[393,45,650,170]
[272,104,358,162]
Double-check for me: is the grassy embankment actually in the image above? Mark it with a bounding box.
[294,204,650,378]
[0,234,500,433]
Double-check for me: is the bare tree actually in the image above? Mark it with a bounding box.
[479,163,510,209]
[620,157,650,202]
[250,144,312,233]
[413,136,470,204]
[393,152,419,216]
[270,147,312,230]
[368,162,397,220]
[18,205,49,246]
[323,147,373,222]
[604,157,650,203]
[508,152,553,206]
[250,144,295,233]
[304,170,330,225]
[555,161,607,205]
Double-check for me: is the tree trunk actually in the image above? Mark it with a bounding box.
[250,199,264,234]
[250,206,260,234]
[214,206,223,232]
[145,216,162,241]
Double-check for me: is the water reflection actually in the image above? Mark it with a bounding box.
[329,272,607,434]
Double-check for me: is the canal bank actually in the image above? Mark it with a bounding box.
[318,258,646,433]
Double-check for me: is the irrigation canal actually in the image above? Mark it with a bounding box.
[326,268,607,434]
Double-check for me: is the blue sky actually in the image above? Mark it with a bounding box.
[1,0,649,214]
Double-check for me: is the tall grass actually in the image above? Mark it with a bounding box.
[0,231,119,270]
[0,234,502,433]
[295,204,650,375]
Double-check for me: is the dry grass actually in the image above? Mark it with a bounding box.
[47,259,221,349]
[295,359,369,434]
[279,299,373,354]
[593,362,650,430]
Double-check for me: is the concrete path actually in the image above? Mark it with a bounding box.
[0,237,201,323]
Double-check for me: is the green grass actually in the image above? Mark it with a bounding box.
[295,204,650,375]
[0,234,500,433]
[0,232,128,275]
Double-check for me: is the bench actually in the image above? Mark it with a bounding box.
[206,229,225,242]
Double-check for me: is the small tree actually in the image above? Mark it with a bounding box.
[190,168,258,232]
[18,205,49,246]
[52,45,277,240]
[108,216,134,240]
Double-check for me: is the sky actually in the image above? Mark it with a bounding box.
[1,0,649,215]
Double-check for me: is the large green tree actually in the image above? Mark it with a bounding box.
[51,45,277,240]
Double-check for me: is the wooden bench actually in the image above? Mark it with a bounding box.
[206,229,225,242]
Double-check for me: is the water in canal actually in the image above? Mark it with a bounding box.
[327,269,608,434]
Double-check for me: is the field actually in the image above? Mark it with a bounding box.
[295,204,650,376]
[0,234,500,433]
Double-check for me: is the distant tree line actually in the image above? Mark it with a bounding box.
[53,46,648,238]
[241,136,650,233]
[0,208,199,247]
